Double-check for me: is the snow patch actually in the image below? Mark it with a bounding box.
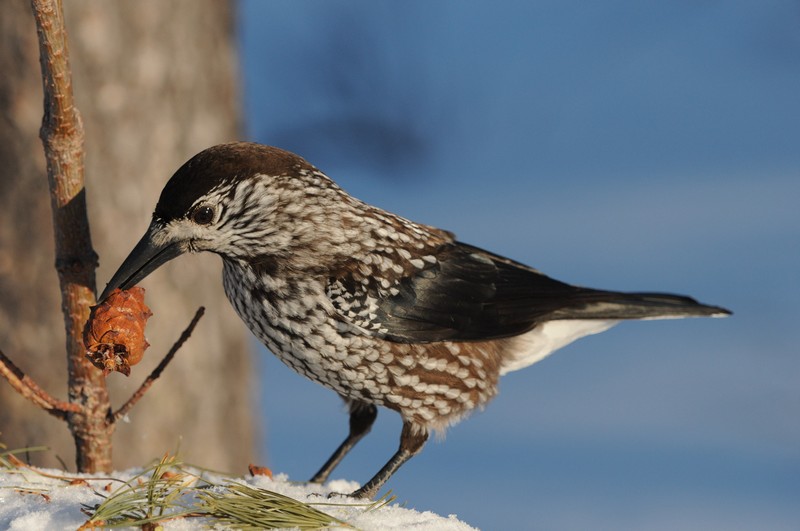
[0,467,477,530]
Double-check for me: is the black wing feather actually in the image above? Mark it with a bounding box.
[374,242,587,341]
[329,241,729,343]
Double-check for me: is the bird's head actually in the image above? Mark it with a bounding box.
[99,142,342,301]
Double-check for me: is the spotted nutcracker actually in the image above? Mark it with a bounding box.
[100,142,730,499]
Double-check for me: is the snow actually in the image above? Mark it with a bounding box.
[0,465,477,530]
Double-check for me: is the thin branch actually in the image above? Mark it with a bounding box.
[30,0,110,472]
[0,348,80,420]
[113,307,206,423]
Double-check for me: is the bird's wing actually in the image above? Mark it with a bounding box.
[326,241,593,343]
[326,240,728,343]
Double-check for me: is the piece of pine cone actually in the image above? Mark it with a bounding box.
[84,287,152,376]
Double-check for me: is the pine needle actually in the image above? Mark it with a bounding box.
[311,490,396,513]
[0,440,49,469]
[197,482,353,530]
[80,454,197,529]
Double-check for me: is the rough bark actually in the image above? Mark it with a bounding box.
[0,0,256,471]
[30,0,114,472]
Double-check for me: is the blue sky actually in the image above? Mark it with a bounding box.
[239,1,799,528]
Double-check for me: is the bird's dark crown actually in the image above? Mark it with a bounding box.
[154,142,316,222]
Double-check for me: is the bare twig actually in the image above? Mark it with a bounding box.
[7,0,204,475]
[30,0,112,472]
[0,348,80,420]
[113,308,206,423]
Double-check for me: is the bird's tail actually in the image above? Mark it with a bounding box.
[549,291,731,321]
[498,292,729,375]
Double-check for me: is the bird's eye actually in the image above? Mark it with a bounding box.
[191,205,215,225]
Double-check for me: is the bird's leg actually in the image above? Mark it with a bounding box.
[349,421,429,499]
[310,400,377,484]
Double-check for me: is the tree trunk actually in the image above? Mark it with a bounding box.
[0,0,256,472]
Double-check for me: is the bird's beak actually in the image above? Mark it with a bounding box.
[99,221,186,302]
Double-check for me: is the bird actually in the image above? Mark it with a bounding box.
[100,141,730,499]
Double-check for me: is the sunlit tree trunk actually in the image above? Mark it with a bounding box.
[0,0,256,472]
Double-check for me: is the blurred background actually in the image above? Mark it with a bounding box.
[1,1,797,530]
[240,1,799,529]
